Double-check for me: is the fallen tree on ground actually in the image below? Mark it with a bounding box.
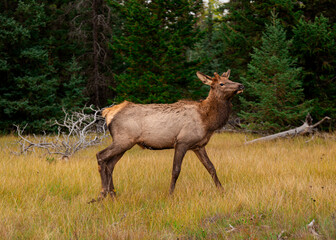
[245,114,331,145]
[13,105,108,158]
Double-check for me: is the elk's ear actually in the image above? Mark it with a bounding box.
[221,69,231,78]
[213,72,220,82]
[196,71,212,86]
[226,69,231,78]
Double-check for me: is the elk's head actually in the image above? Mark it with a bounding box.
[196,70,244,100]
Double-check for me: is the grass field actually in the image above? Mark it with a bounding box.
[0,133,336,239]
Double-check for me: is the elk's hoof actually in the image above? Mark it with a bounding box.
[216,185,224,194]
[87,190,109,204]
[87,198,98,204]
[108,189,117,198]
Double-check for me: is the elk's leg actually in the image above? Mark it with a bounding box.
[96,142,134,200]
[97,161,109,199]
[169,144,188,195]
[193,147,223,189]
[104,152,125,198]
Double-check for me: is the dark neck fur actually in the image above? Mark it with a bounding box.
[199,89,232,131]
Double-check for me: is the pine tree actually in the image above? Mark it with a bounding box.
[211,0,303,82]
[0,1,57,132]
[61,57,88,110]
[239,14,312,132]
[69,0,117,107]
[293,15,336,128]
[110,0,203,104]
[190,0,231,75]
[301,0,336,23]
[0,1,87,132]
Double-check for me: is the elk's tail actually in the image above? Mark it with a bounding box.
[102,101,130,126]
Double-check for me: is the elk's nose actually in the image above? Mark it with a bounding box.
[238,84,244,90]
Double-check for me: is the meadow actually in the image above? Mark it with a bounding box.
[0,133,335,239]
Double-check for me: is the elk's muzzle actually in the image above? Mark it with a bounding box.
[237,84,244,94]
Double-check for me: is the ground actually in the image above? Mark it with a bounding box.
[0,133,335,239]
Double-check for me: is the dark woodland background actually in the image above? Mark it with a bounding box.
[1,0,335,133]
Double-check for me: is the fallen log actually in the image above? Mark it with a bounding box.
[245,114,330,145]
[12,105,108,158]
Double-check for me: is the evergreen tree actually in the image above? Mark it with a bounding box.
[211,0,303,82]
[293,15,336,128]
[0,1,87,132]
[301,0,336,23]
[110,0,203,104]
[0,1,57,132]
[190,0,231,75]
[69,0,117,107]
[61,57,88,110]
[239,14,312,132]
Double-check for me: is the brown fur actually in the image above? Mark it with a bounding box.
[95,70,244,200]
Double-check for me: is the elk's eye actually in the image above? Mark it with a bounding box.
[220,83,224,86]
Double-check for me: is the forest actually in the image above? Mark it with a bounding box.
[1,0,335,133]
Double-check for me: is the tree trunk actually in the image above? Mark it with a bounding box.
[245,114,330,144]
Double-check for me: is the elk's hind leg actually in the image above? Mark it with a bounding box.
[104,152,125,198]
[96,159,109,200]
[96,141,134,200]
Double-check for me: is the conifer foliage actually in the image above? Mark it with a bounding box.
[239,15,312,132]
[110,0,203,103]
[0,1,87,132]
[293,15,336,125]
[0,0,335,133]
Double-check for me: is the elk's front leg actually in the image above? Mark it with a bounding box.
[193,147,223,189]
[169,144,188,194]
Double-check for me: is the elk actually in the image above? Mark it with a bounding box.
[95,70,244,200]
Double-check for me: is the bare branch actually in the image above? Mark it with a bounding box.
[13,106,109,158]
[226,224,236,233]
[245,114,331,145]
[307,219,321,239]
[311,116,331,128]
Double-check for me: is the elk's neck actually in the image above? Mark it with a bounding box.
[200,91,232,131]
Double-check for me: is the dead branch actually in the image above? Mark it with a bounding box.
[277,230,285,240]
[307,219,321,239]
[245,114,331,145]
[14,105,108,158]
[226,224,236,233]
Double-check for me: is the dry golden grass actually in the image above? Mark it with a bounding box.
[0,133,336,239]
